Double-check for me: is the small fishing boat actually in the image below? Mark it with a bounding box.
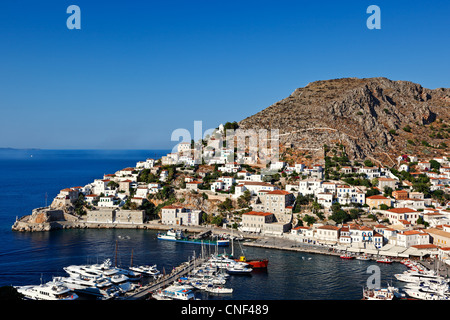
[340,253,354,260]
[204,284,233,294]
[356,254,370,261]
[377,257,393,264]
[362,285,405,300]
[363,287,395,300]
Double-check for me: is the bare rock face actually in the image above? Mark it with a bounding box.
[238,77,450,164]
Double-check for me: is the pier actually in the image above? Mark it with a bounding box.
[123,256,207,300]
[192,230,212,239]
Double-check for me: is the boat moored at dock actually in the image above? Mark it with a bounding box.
[157,229,229,247]
[152,285,196,300]
[15,278,79,301]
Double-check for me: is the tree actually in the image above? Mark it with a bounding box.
[383,186,393,197]
[140,200,156,220]
[107,181,119,189]
[366,188,381,197]
[364,159,374,167]
[311,201,322,214]
[329,209,350,224]
[211,215,224,226]
[293,194,312,213]
[218,198,233,212]
[303,214,317,226]
[223,121,239,131]
[429,160,441,171]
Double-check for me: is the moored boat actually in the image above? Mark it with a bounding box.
[157,229,229,246]
[340,253,354,260]
[129,264,160,277]
[363,287,395,300]
[234,255,268,269]
[204,284,233,294]
[377,257,393,264]
[152,285,196,300]
[226,264,252,275]
[362,285,405,300]
[15,279,79,301]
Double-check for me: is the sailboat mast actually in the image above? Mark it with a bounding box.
[130,249,134,267]
[114,240,118,267]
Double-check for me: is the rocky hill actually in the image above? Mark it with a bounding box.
[238,77,450,166]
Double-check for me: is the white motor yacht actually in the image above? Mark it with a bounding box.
[152,285,195,300]
[110,273,129,284]
[129,264,160,277]
[204,284,233,294]
[226,264,252,275]
[54,275,120,299]
[404,287,450,300]
[15,279,78,301]
[394,270,446,284]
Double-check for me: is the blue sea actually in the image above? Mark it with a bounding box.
[0,149,408,300]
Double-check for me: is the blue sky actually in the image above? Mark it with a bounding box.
[1,0,449,149]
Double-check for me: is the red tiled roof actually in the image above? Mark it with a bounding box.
[387,208,417,214]
[243,211,273,216]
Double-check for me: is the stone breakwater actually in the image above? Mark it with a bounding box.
[11,208,257,241]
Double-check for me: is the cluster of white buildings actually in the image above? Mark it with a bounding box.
[50,158,168,224]
[50,140,450,254]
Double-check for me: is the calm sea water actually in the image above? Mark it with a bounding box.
[0,149,408,299]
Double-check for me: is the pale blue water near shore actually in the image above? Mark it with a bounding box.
[0,149,408,299]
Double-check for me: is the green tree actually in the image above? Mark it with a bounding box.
[303,214,317,226]
[211,215,224,226]
[329,209,350,224]
[218,198,233,212]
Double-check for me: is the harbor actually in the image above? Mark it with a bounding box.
[7,225,450,301]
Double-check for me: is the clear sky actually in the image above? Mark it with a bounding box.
[1,0,449,149]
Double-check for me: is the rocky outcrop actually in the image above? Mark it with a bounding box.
[238,77,450,164]
[11,208,79,232]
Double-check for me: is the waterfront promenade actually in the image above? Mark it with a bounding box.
[243,237,341,257]
[12,212,441,262]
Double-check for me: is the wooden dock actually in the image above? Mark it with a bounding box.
[123,257,206,300]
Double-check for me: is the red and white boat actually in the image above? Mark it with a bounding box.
[377,257,393,264]
[234,256,268,269]
[340,253,354,260]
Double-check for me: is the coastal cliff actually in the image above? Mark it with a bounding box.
[238,77,450,165]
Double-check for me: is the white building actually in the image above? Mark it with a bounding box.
[397,230,430,248]
[381,208,421,225]
[298,178,322,196]
[98,196,117,208]
[317,193,334,208]
[336,185,365,205]
[218,163,241,174]
[358,167,381,179]
[177,142,191,154]
[161,205,202,226]
[234,181,276,197]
